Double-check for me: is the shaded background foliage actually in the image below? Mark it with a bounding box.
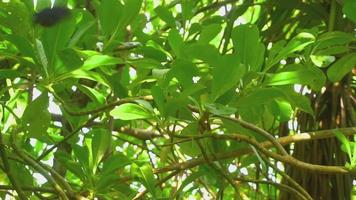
[0,0,355,199]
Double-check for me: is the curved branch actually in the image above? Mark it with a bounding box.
[218,115,289,156]
[155,128,355,174]
[188,105,288,155]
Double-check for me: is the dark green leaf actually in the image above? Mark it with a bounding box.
[178,122,202,157]
[282,90,314,116]
[41,15,76,74]
[57,48,84,74]
[327,53,356,82]
[212,54,245,101]
[9,161,33,186]
[231,24,265,72]
[120,0,143,28]
[73,145,90,175]
[0,0,32,37]
[22,93,51,138]
[3,35,35,58]
[151,85,166,115]
[91,128,111,173]
[98,0,123,35]
[102,154,131,174]
[0,69,24,80]
[199,23,222,43]
[343,0,356,22]
[55,151,87,181]
[236,87,288,108]
[168,29,183,57]
[155,6,176,28]
[169,59,199,87]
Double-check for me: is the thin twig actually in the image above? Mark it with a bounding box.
[37,114,98,161]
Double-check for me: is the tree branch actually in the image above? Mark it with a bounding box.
[155,127,355,174]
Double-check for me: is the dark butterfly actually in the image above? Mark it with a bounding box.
[34,7,71,27]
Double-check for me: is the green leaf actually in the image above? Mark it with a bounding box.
[168,29,183,57]
[0,69,24,80]
[96,173,120,192]
[334,130,352,160]
[9,161,34,186]
[205,103,237,116]
[231,24,265,72]
[178,122,202,157]
[343,0,356,22]
[110,103,152,120]
[327,53,356,82]
[98,0,123,35]
[73,145,90,175]
[314,31,354,52]
[22,93,51,138]
[3,35,35,58]
[169,59,199,87]
[0,0,32,37]
[174,171,203,198]
[266,32,315,70]
[136,46,167,62]
[55,151,87,181]
[132,164,157,198]
[265,66,325,90]
[151,85,166,116]
[57,48,84,74]
[183,44,221,66]
[35,39,49,77]
[181,0,196,21]
[313,46,348,56]
[82,55,124,71]
[273,100,293,122]
[105,71,129,98]
[283,91,314,116]
[101,154,131,174]
[120,0,143,28]
[212,54,245,101]
[41,15,76,74]
[77,85,106,104]
[199,23,222,43]
[91,129,111,173]
[128,58,162,69]
[68,11,96,47]
[58,69,110,87]
[236,87,288,108]
[155,5,176,28]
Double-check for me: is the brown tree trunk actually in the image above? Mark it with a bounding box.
[280,77,355,199]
